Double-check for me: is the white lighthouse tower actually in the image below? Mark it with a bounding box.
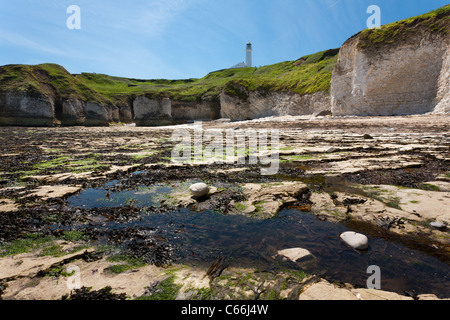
[246,42,252,67]
[231,42,253,69]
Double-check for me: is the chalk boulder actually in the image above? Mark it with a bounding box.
[189,183,210,198]
[340,231,369,250]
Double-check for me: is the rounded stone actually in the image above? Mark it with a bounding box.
[430,221,446,231]
[189,183,210,198]
[340,231,369,250]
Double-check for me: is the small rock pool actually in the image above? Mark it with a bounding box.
[67,183,450,298]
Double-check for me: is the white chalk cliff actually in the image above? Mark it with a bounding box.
[331,22,449,116]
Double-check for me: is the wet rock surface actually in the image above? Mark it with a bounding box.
[0,115,449,300]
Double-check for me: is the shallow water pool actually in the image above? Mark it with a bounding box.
[67,184,450,298]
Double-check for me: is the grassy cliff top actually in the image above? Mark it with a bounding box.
[0,49,339,104]
[0,63,109,103]
[76,48,338,102]
[359,5,450,48]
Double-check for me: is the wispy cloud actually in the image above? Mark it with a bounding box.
[0,29,64,55]
[114,0,202,38]
[325,0,341,10]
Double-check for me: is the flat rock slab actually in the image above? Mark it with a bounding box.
[23,172,93,183]
[276,248,315,262]
[22,165,139,183]
[299,280,414,300]
[26,185,82,200]
[422,181,450,192]
[362,185,450,225]
[309,156,423,175]
[240,182,309,219]
[0,244,95,280]
[0,198,18,212]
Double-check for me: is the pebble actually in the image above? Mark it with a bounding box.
[340,231,369,250]
[189,183,210,198]
[430,222,447,231]
[325,147,337,153]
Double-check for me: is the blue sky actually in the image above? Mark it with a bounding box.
[0,0,448,79]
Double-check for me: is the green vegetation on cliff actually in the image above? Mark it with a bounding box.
[0,63,110,104]
[223,48,339,98]
[0,48,339,104]
[79,48,338,102]
[360,4,449,48]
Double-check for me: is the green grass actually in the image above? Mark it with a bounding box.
[222,50,338,97]
[0,49,339,106]
[80,52,337,101]
[360,5,449,48]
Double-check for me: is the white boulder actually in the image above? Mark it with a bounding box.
[189,183,210,198]
[340,231,369,250]
[430,221,447,230]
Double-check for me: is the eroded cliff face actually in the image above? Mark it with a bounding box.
[171,97,221,122]
[220,90,331,121]
[84,102,120,126]
[133,95,221,126]
[61,99,86,125]
[0,90,223,127]
[331,30,450,116]
[434,45,450,114]
[0,92,130,126]
[0,92,56,126]
[0,89,332,126]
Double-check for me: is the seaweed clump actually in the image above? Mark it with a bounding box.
[61,286,127,300]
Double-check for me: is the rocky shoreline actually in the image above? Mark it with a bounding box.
[0,115,448,300]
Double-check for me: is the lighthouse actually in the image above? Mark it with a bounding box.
[246,42,252,67]
[230,42,253,69]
